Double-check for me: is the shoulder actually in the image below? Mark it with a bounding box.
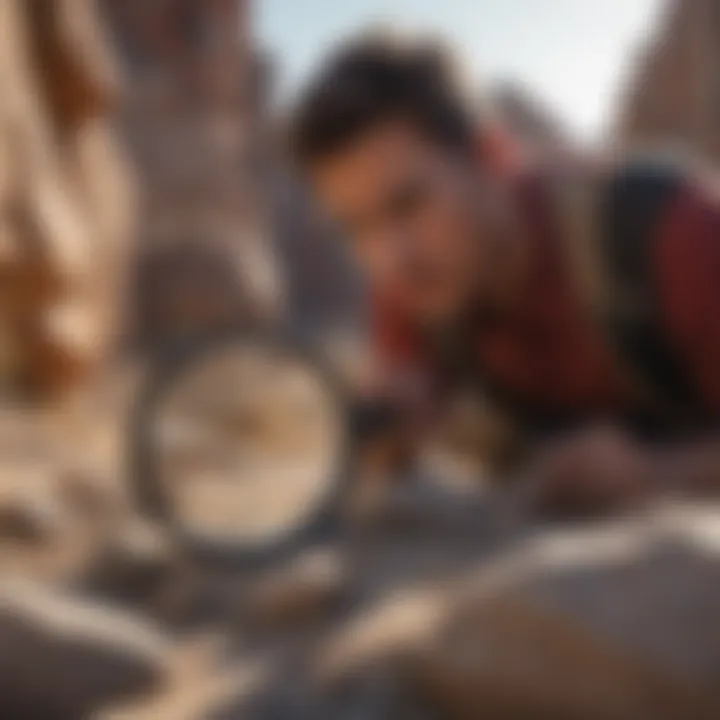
[596,154,720,282]
[644,159,720,409]
[602,153,720,223]
[591,153,720,327]
[652,160,720,316]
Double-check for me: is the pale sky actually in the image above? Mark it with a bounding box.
[258,0,664,141]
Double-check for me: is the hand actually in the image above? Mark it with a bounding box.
[525,425,654,518]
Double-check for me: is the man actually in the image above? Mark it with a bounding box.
[288,34,720,514]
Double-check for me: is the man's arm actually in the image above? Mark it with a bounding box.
[526,425,720,518]
[653,439,720,495]
[350,297,440,489]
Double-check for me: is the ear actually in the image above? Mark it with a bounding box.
[476,122,522,177]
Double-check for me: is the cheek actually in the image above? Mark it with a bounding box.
[354,235,404,295]
[415,194,478,273]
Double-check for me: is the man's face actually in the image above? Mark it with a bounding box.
[309,120,495,324]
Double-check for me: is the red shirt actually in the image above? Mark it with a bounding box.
[372,165,720,425]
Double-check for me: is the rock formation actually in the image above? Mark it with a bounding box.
[272,175,364,329]
[615,0,720,162]
[489,81,574,155]
[0,0,133,398]
[101,0,281,347]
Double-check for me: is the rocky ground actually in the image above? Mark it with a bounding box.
[2,367,720,720]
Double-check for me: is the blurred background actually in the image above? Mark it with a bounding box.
[1,1,720,718]
[3,0,718,395]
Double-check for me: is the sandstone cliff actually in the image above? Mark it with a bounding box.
[0,0,133,398]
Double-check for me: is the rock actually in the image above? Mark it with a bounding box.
[82,518,178,603]
[349,480,503,538]
[273,173,363,328]
[79,519,218,629]
[101,0,282,349]
[0,0,132,399]
[0,582,170,719]
[489,82,573,155]
[501,507,720,689]
[0,486,67,544]
[615,0,720,162]
[309,506,720,720]
[57,468,123,523]
[108,635,248,720]
[29,0,121,128]
[131,240,257,348]
[240,549,347,631]
[217,669,437,720]
[232,589,448,720]
[406,506,720,720]
[411,595,719,720]
[315,588,444,681]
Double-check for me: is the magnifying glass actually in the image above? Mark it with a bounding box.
[129,329,353,563]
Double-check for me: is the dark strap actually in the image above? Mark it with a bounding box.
[600,159,708,428]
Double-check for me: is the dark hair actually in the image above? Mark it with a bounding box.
[289,32,477,168]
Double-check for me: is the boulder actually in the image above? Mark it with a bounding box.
[0,582,170,719]
[0,487,66,545]
[315,505,720,720]
[81,518,178,604]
